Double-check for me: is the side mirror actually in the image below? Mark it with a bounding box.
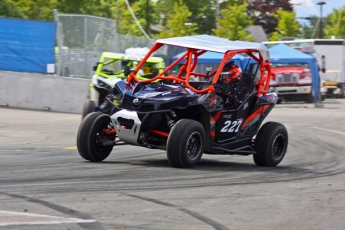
[124,66,130,77]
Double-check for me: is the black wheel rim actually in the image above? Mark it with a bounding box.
[186,131,202,160]
[272,133,286,161]
[94,123,114,153]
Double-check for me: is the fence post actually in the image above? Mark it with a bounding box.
[54,9,62,76]
[84,16,88,78]
[115,0,119,53]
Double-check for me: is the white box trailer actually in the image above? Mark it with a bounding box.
[312,39,345,97]
[263,39,345,98]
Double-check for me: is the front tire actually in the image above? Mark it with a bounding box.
[77,112,115,162]
[82,100,96,119]
[253,122,288,166]
[166,119,205,168]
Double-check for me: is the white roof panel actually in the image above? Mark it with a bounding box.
[156,35,270,60]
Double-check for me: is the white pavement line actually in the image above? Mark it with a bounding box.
[313,127,345,136]
[0,210,95,226]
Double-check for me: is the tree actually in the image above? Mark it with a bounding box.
[155,0,198,38]
[128,0,159,36]
[56,0,112,18]
[0,0,26,19]
[247,0,293,34]
[324,6,345,39]
[11,0,57,21]
[156,0,215,35]
[212,2,253,41]
[106,0,153,37]
[299,16,319,39]
[269,8,300,41]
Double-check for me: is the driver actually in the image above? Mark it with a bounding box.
[221,61,242,82]
[220,61,247,109]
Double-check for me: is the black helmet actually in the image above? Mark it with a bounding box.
[223,61,236,72]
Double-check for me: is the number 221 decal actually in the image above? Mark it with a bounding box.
[220,119,243,133]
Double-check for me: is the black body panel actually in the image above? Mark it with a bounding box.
[109,80,278,155]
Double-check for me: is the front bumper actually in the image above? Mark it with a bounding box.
[270,86,311,95]
[110,109,142,145]
[110,108,172,146]
[270,85,326,96]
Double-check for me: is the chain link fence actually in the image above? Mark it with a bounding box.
[54,10,158,78]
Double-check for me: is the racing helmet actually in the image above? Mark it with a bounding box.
[221,61,242,81]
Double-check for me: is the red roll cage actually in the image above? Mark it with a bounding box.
[127,42,272,96]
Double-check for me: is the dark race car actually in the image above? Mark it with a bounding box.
[77,35,288,168]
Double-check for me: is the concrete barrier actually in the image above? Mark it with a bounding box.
[0,71,90,114]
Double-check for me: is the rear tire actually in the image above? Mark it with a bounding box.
[167,119,205,168]
[82,100,96,119]
[253,122,288,166]
[77,112,114,162]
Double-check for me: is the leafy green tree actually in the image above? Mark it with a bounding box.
[212,2,253,41]
[11,0,57,21]
[126,0,159,36]
[156,0,215,35]
[269,8,300,41]
[55,0,112,17]
[324,6,345,39]
[299,16,318,39]
[155,0,198,38]
[0,0,26,19]
[104,0,152,37]
[300,23,313,39]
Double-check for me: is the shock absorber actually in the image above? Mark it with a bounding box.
[165,112,175,130]
[99,94,114,112]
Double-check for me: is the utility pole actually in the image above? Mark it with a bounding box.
[317,1,326,39]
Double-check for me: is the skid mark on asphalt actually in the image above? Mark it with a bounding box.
[1,192,104,230]
[0,210,94,226]
[126,194,229,230]
[313,127,345,136]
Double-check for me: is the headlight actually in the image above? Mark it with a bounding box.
[97,79,111,90]
[275,74,283,83]
[292,73,300,81]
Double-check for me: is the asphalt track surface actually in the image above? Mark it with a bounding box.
[0,99,345,230]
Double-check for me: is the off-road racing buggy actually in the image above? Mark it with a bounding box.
[82,51,165,118]
[77,35,288,168]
